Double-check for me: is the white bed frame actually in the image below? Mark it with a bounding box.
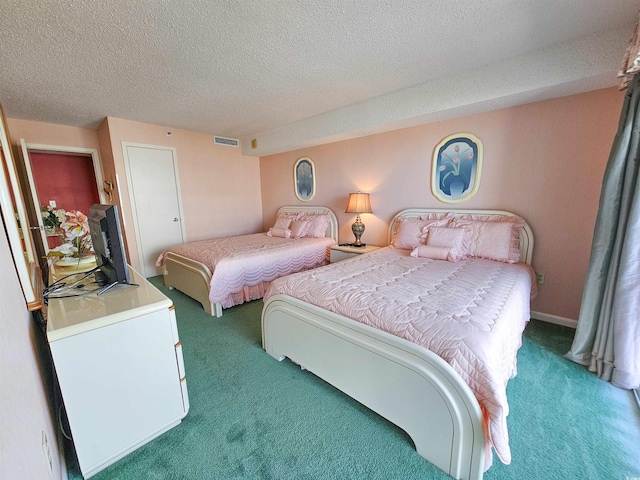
[162,206,338,317]
[261,208,534,480]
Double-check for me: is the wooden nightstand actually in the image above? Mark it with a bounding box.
[330,244,381,263]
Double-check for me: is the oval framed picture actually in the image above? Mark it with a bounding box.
[294,157,315,202]
[431,133,483,203]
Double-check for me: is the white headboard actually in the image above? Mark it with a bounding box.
[277,205,338,242]
[389,208,534,265]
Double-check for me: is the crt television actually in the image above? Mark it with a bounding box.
[88,204,130,286]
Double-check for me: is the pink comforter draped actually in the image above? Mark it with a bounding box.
[156,233,335,308]
[264,247,536,465]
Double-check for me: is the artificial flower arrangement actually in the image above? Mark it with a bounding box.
[40,205,67,230]
[45,208,94,260]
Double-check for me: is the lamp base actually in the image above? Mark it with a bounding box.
[351,214,365,246]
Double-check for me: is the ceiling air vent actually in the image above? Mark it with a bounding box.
[213,135,239,147]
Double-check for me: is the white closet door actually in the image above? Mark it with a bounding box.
[124,144,185,277]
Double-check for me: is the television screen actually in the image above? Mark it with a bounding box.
[88,204,130,287]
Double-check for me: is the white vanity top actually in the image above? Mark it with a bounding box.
[46,265,172,342]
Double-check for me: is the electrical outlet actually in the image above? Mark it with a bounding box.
[536,272,546,285]
[41,430,53,476]
[48,200,56,208]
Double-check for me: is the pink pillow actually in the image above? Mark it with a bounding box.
[410,245,450,261]
[267,227,291,238]
[421,225,470,261]
[273,212,298,230]
[451,214,525,263]
[289,220,311,238]
[391,217,449,250]
[299,213,331,238]
[472,222,514,262]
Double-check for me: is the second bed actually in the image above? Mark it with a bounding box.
[156,206,337,316]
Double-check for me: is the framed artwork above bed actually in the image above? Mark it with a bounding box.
[431,133,483,204]
[294,157,315,201]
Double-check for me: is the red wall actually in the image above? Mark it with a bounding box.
[30,152,100,215]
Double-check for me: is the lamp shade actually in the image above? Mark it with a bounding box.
[345,193,372,214]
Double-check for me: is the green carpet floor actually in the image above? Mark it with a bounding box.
[67,277,640,479]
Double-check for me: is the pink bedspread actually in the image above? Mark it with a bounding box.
[156,233,335,308]
[264,247,536,465]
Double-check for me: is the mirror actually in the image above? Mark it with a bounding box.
[0,103,43,310]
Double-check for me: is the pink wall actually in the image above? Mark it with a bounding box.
[0,221,63,479]
[260,87,625,321]
[101,117,263,273]
[7,118,100,150]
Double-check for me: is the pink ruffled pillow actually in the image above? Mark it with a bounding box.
[420,225,470,261]
[299,212,331,238]
[272,212,298,230]
[390,215,450,250]
[267,227,291,238]
[410,245,450,261]
[289,220,311,239]
[451,214,525,263]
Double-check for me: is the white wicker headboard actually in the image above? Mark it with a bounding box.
[388,208,534,265]
[277,205,338,242]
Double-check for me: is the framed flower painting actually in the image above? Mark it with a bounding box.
[431,133,483,203]
[294,157,315,201]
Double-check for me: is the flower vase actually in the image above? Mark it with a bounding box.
[449,179,465,199]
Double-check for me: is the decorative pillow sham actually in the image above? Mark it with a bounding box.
[289,220,311,239]
[420,224,470,261]
[451,214,525,263]
[390,215,450,250]
[272,212,298,230]
[267,227,292,238]
[299,212,331,238]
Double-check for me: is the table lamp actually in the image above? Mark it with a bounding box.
[345,192,372,247]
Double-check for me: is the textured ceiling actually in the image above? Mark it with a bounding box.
[0,1,637,156]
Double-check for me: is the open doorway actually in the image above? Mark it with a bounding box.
[18,141,106,265]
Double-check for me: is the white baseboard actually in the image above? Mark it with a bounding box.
[530,311,577,329]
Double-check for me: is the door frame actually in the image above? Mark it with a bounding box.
[122,142,186,277]
[20,141,106,254]
[0,107,40,309]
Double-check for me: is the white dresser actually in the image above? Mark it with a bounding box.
[46,266,189,478]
